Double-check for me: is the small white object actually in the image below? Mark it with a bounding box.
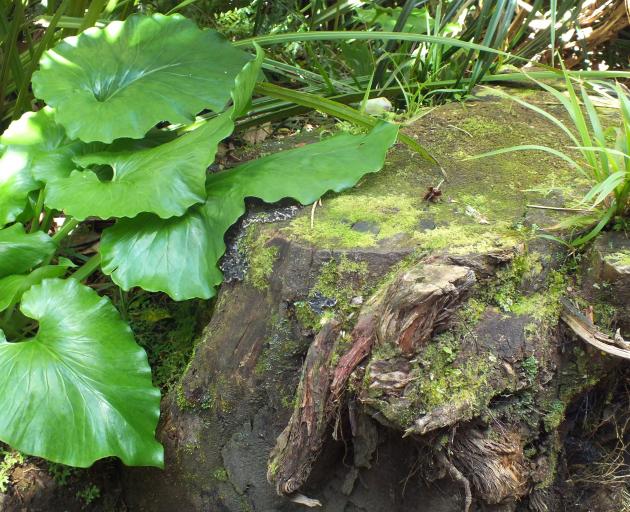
[290,493,322,507]
[363,97,392,115]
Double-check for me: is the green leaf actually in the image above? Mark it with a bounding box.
[100,122,398,300]
[32,14,251,143]
[0,223,56,278]
[1,108,92,184]
[0,146,38,227]
[0,108,92,226]
[44,112,235,220]
[231,43,264,119]
[0,278,163,467]
[0,262,72,311]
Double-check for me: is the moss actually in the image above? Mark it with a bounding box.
[480,253,539,312]
[315,256,369,305]
[412,221,519,254]
[543,399,566,431]
[293,300,322,331]
[510,269,566,323]
[294,255,372,329]
[410,331,493,412]
[176,384,195,411]
[537,433,561,489]
[460,298,487,325]
[212,467,229,482]
[242,227,279,292]
[593,302,617,333]
[521,355,539,381]
[605,250,630,267]
[129,293,207,392]
[286,193,422,249]
[267,458,279,479]
[280,93,586,256]
[0,449,24,493]
[458,115,507,137]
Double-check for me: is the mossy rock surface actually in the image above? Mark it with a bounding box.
[118,90,622,512]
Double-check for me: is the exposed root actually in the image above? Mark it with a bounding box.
[436,450,472,512]
[450,428,527,504]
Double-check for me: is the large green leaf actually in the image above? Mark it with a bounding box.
[0,224,56,278]
[0,278,163,467]
[42,44,265,221]
[0,261,73,311]
[100,122,398,300]
[0,147,38,227]
[44,112,235,220]
[0,108,90,225]
[1,108,88,183]
[31,14,251,143]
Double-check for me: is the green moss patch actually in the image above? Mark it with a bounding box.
[605,250,630,267]
[129,294,208,391]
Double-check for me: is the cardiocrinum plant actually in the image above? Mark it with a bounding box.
[0,14,398,468]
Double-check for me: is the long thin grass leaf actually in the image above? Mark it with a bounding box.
[233,31,528,64]
[465,144,587,176]
[550,0,557,66]
[480,85,580,146]
[571,204,616,247]
[582,171,626,207]
[254,81,438,166]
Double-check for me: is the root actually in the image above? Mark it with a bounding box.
[436,451,472,512]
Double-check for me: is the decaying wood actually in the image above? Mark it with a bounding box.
[331,264,475,400]
[405,401,473,437]
[561,298,630,360]
[268,263,477,497]
[375,264,476,355]
[267,320,341,496]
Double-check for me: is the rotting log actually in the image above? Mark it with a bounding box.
[268,262,478,498]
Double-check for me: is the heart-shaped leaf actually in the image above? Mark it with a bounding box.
[0,278,163,467]
[101,122,398,300]
[44,112,235,220]
[32,14,251,143]
[0,224,56,278]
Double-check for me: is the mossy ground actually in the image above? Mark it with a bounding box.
[282,91,590,256]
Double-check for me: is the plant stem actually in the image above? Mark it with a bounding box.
[28,189,46,233]
[52,217,80,243]
[2,305,16,326]
[71,254,101,282]
[41,208,54,232]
